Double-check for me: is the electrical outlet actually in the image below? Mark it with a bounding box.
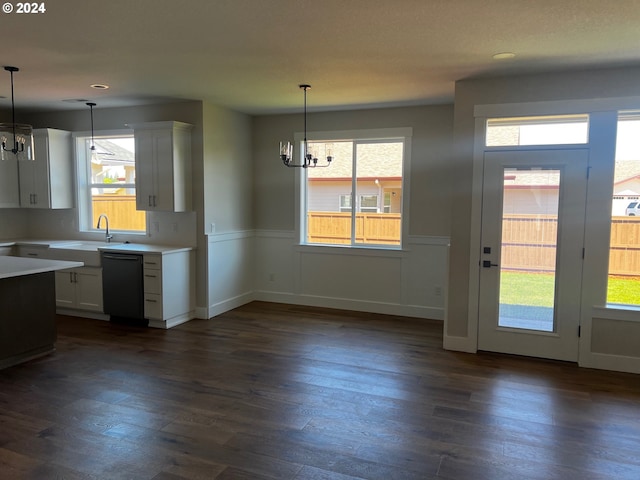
[434,285,442,297]
[268,273,275,282]
[172,223,178,232]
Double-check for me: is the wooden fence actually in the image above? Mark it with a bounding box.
[92,195,146,232]
[307,212,401,245]
[501,214,640,276]
[609,217,640,276]
[307,212,640,276]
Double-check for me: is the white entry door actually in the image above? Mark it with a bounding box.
[478,149,588,362]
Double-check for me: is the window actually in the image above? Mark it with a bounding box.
[486,114,589,147]
[359,194,379,213]
[339,194,352,212]
[607,112,640,306]
[303,134,406,247]
[76,133,146,234]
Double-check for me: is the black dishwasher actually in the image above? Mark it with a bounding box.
[101,252,145,324]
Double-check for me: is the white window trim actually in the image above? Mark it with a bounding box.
[293,127,412,250]
[73,129,147,238]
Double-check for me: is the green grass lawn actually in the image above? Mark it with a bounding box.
[499,271,640,306]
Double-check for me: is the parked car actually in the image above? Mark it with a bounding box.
[626,202,640,216]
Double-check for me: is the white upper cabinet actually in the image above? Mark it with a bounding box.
[0,153,20,208]
[19,128,73,209]
[128,121,193,212]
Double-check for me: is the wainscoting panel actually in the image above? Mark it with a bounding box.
[254,231,449,320]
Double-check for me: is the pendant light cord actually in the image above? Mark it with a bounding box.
[9,69,16,149]
[87,102,96,151]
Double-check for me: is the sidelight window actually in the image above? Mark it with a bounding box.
[607,112,640,306]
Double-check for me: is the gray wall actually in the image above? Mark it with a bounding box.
[252,104,454,237]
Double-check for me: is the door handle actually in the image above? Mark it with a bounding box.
[482,260,499,268]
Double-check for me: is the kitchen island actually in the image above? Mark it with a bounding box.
[0,256,83,369]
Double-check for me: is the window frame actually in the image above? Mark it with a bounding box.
[74,129,147,237]
[294,127,412,250]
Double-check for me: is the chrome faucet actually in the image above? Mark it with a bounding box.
[96,214,113,243]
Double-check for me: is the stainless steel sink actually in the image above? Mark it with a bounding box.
[46,241,122,266]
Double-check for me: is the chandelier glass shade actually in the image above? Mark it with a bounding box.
[1,66,33,161]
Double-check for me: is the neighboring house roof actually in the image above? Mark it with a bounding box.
[91,139,135,166]
[503,171,560,188]
[502,160,640,192]
[614,160,640,184]
[307,141,403,180]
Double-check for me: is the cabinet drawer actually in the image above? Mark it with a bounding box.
[17,246,47,258]
[144,293,162,320]
[143,255,161,269]
[143,268,161,294]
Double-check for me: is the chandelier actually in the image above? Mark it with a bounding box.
[280,84,332,168]
[0,66,34,161]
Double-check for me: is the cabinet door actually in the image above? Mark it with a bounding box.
[135,130,157,211]
[152,131,175,211]
[18,129,72,209]
[55,271,76,308]
[0,155,20,208]
[18,136,52,208]
[76,267,103,312]
[131,122,191,212]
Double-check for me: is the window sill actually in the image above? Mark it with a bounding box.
[294,243,406,257]
[592,304,640,322]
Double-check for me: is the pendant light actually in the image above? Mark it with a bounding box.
[86,102,103,166]
[0,66,34,161]
[280,85,332,168]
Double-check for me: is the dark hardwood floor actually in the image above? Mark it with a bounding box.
[1,301,640,479]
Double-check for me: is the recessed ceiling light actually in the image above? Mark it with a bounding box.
[493,52,516,60]
[90,84,110,90]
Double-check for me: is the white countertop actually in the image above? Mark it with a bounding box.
[99,243,192,254]
[0,256,83,280]
[1,239,193,255]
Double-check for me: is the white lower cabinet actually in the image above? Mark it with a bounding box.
[55,267,103,312]
[143,251,192,328]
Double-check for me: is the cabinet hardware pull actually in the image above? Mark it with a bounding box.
[145,299,157,303]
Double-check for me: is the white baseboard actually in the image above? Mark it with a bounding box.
[579,352,640,375]
[204,292,256,319]
[148,310,197,329]
[443,334,477,353]
[253,291,444,320]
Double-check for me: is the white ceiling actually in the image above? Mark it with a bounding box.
[2,0,640,115]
